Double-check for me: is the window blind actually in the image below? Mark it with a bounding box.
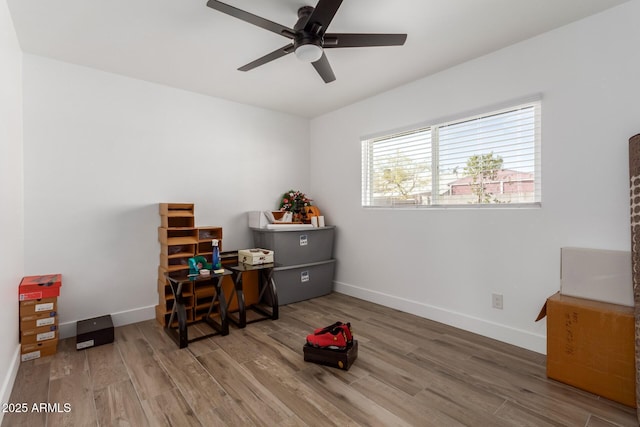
[362,100,541,207]
[362,128,432,206]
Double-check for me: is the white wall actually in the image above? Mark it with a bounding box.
[309,0,640,353]
[0,0,23,419]
[22,55,310,336]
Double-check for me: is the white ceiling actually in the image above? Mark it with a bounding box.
[7,0,629,118]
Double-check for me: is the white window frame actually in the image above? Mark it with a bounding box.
[361,98,542,209]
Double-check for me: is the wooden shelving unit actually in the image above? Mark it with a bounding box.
[157,203,215,326]
[156,202,261,327]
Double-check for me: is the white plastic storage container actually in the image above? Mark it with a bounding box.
[251,226,335,266]
[272,259,336,305]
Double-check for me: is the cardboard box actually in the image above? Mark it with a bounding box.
[76,315,114,350]
[19,274,62,301]
[560,247,633,307]
[238,248,274,265]
[21,338,58,361]
[303,340,358,370]
[20,313,58,331]
[20,310,57,325]
[19,297,57,317]
[540,293,635,407]
[20,328,57,345]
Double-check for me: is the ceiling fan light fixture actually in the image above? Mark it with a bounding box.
[295,43,323,63]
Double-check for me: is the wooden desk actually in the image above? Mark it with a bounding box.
[164,270,231,348]
[226,263,278,328]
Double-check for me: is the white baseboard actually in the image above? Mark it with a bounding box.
[333,281,546,354]
[58,305,156,339]
[0,345,21,426]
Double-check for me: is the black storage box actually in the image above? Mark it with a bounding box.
[303,340,358,370]
[76,314,114,350]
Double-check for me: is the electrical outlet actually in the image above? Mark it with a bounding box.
[492,293,503,310]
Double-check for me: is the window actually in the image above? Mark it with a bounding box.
[361,100,541,207]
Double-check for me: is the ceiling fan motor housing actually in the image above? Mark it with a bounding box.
[294,6,323,49]
[293,6,324,61]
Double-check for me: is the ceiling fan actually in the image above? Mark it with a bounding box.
[206,0,407,83]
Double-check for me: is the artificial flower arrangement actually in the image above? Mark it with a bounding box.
[279,190,312,212]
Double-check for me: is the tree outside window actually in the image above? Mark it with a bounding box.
[463,152,504,204]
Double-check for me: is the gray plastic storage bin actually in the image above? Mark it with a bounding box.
[251,226,335,266]
[272,259,336,305]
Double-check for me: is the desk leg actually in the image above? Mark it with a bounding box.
[176,303,189,348]
[236,289,247,328]
[268,274,279,320]
[203,277,229,336]
[165,278,189,349]
[226,271,248,328]
[252,269,278,320]
[216,280,229,335]
[234,272,247,328]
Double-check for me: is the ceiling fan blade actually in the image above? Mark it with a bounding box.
[207,0,295,39]
[304,0,343,35]
[324,33,407,48]
[238,44,294,72]
[311,52,336,83]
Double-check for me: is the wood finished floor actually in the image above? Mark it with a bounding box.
[3,292,637,427]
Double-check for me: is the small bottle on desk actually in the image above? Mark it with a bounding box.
[212,239,224,274]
